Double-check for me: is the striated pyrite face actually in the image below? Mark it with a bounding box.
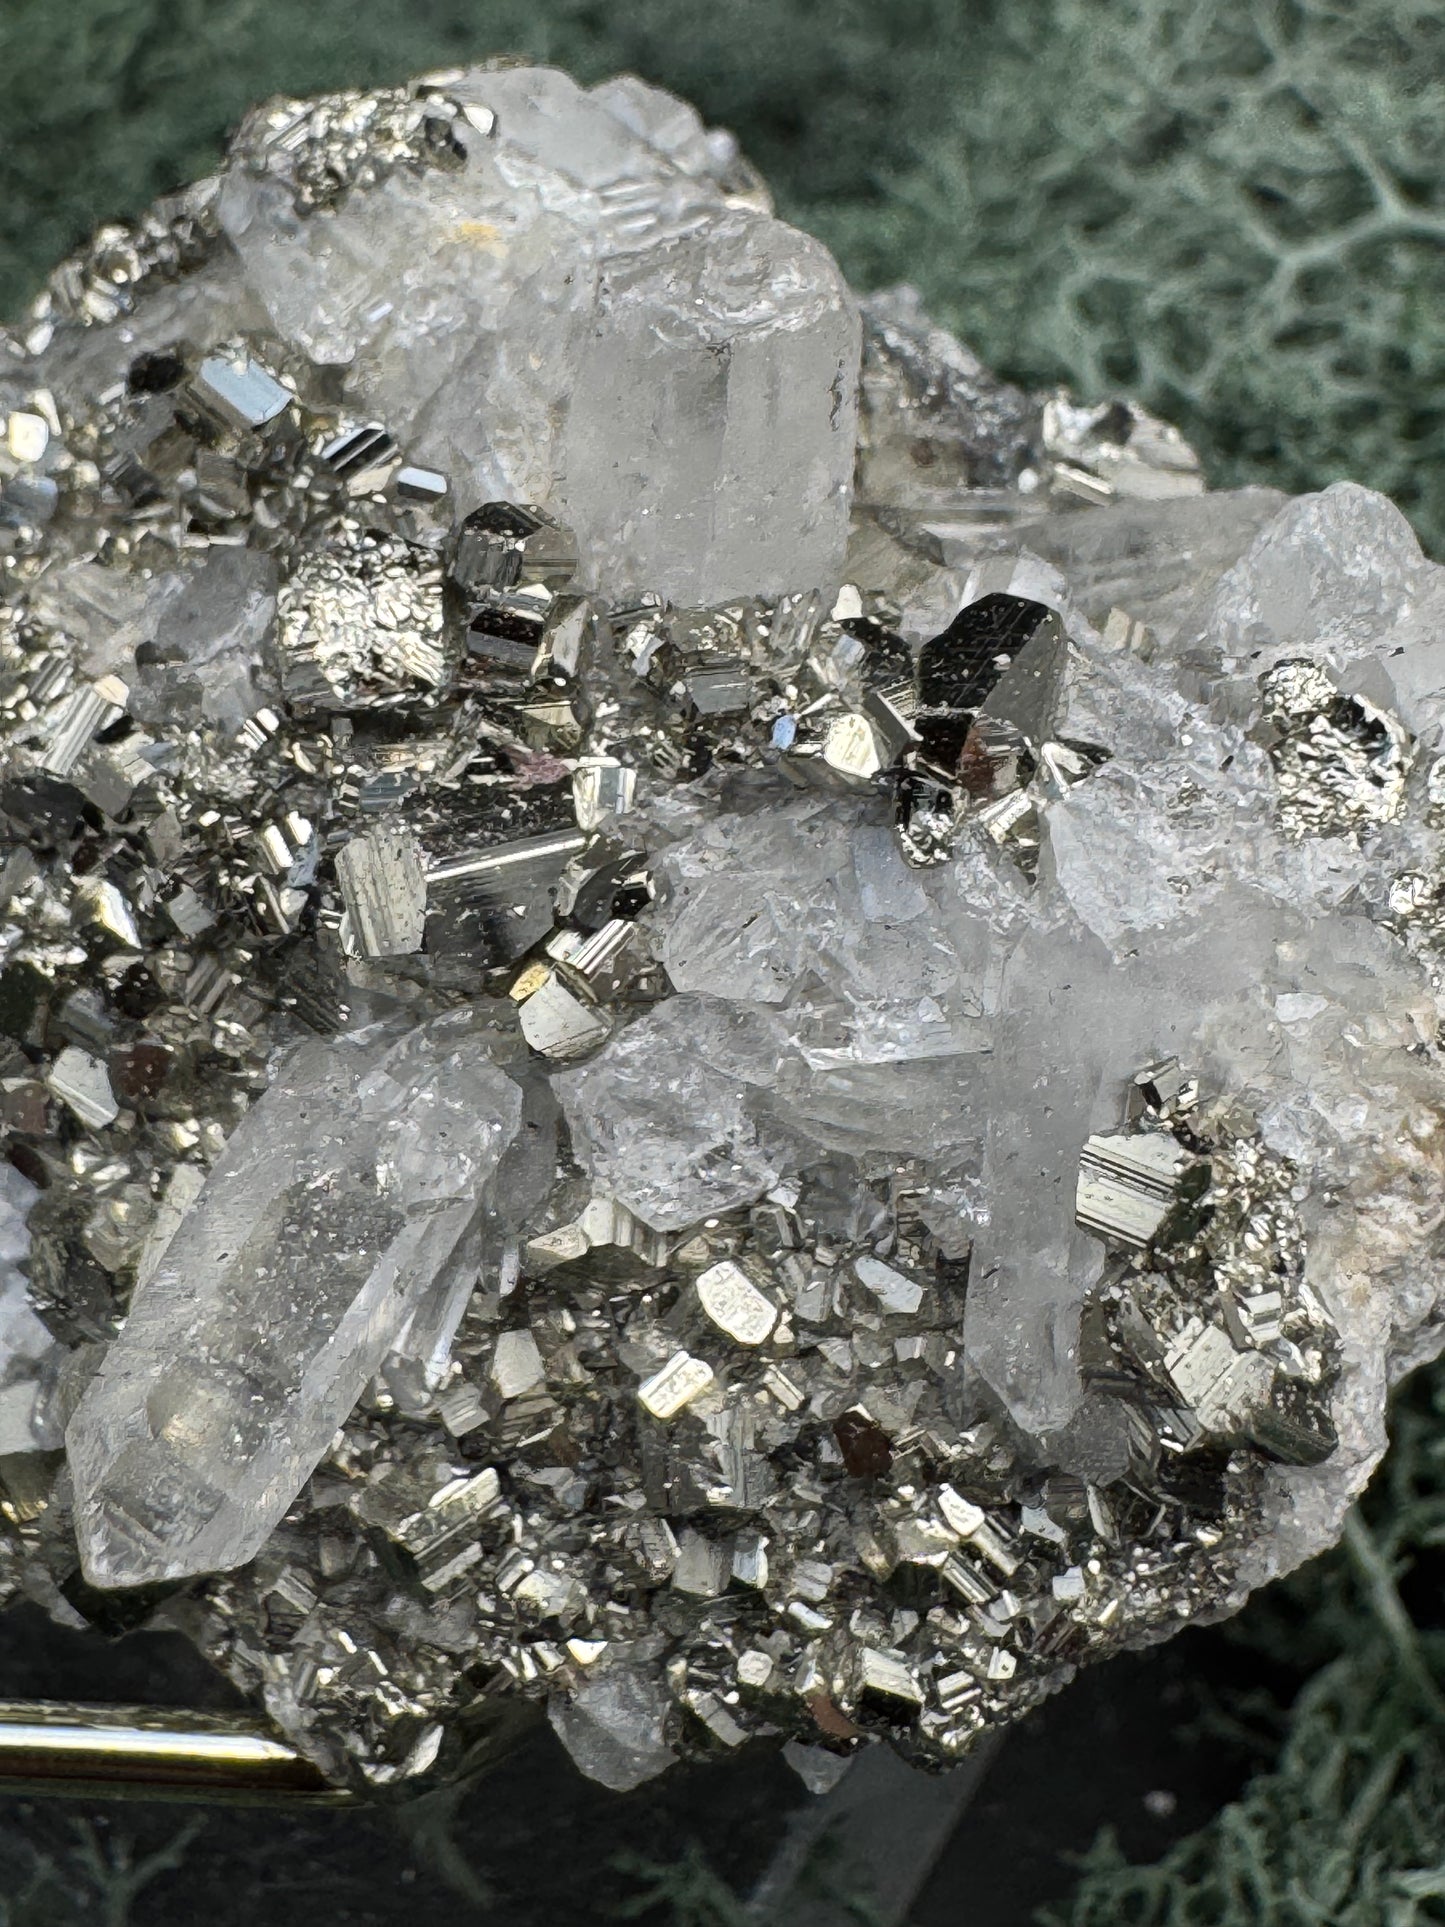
[0,65,1443,1795]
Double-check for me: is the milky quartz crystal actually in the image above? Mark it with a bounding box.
[1,66,1444,1793]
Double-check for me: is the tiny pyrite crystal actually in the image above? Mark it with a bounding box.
[0,64,1440,1795]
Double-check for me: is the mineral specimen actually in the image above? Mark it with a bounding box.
[0,64,1440,1798]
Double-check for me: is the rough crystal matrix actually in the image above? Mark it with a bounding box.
[0,66,1440,1795]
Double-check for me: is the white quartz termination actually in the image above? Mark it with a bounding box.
[217,66,860,604]
[68,1014,522,1588]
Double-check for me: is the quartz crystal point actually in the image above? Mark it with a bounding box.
[216,66,859,603]
[68,1016,522,1588]
[127,548,278,735]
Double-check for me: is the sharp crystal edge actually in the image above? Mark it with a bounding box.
[66,1016,523,1588]
[0,64,1440,1797]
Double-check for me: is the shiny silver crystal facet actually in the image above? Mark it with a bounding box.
[191,355,294,431]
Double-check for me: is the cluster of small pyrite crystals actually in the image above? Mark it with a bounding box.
[0,87,1340,1792]
[201,1072,1334,1789]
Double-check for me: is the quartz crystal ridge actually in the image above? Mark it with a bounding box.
[68,1015,522,1587]
[0,66,1439,1795]
[214,67,859,605]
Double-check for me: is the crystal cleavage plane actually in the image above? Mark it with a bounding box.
[0,64,1441,1793]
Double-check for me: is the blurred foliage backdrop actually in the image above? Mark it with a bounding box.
[2,0,1444,547]
[4,3,1445,1920]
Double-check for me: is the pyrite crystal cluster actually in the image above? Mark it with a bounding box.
[0,67,1440,1795]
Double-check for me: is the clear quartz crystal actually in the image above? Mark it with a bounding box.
[217,65,858,603]
[8,61,1445,1797]
[558,212,858,601]
[68,1015,521,1587]
[127,547,278,734]
[547,1665,676,1794]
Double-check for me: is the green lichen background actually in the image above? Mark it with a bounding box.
[3,2,1445,1921]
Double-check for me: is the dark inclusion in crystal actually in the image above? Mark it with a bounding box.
[1251,1388,1339,1468]
[917,592,1056,714]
